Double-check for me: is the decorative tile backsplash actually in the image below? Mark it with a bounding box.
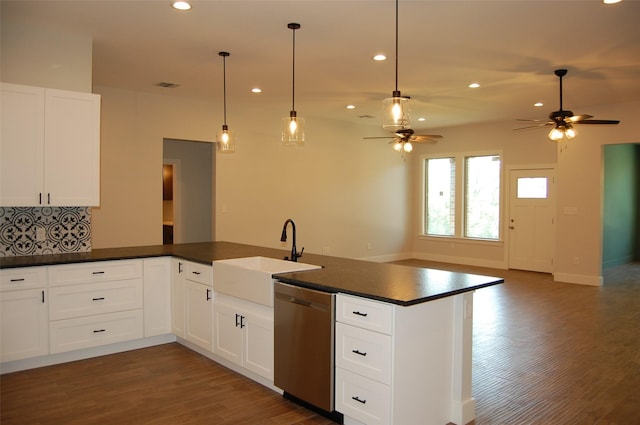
[0,207,91,257]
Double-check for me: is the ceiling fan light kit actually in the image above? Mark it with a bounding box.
[282,22,305,147]
[515,68,620,142]
[216,51,235,153]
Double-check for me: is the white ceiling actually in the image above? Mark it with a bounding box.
[3,0,640,133]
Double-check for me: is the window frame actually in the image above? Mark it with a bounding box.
[420,150,504,243]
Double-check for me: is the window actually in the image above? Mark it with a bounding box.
[464,155,500,239]
[423,153,501,240]
[424,158,455,236]
[516,177,548,199]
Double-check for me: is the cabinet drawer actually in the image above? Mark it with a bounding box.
[336,322,392,385]
[336,294,393,335]
[49,309,143,354]
[336,367,391,425]
[1,267,47,291]
[48,260,143,287]
[49,279,143,320]
[185,262,212,286]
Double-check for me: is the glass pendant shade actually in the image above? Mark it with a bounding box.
[383,93,411,131]
[403,141,413,152]
[282,111,305,146]
[216,124,235,153]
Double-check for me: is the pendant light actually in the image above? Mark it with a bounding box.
[282,23,305,146]
[216,51,235,153]
[382,0,410,132]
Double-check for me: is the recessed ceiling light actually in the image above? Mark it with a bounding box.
[251,88,262,93]
[603,0,621,4]
[172,1,191,10]
[346,105,356,109]
[468,83,480,88]
[417,117,426,122]
[373,54,387,61]
[534,102,544,107]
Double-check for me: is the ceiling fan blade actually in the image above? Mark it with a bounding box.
[513,123,550,131]
[516,118,547,123]
[574,119,620,125]
[567,114,594,122]
[411,135,442,143]
[363,136,394,139]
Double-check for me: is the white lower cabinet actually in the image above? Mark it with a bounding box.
[213,293,274,381]
[184,262,214,351]
[142,257,172,337]
[171,258,186,338]
[49,310,143,354]
[336,293,462,425]
[0,267,49,362]
[47,260,144,354]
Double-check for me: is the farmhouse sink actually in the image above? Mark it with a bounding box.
[212,256,321,306]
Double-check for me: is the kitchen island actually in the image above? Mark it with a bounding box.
[0,241,503,425]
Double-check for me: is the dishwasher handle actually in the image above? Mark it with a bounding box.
[275,292,331,313]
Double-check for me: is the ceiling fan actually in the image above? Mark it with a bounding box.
[364,128,442,153]
[514,69,620,141]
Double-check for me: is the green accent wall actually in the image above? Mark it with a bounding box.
[602,144,640,268]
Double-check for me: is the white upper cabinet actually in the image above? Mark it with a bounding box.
[0,82,100,207]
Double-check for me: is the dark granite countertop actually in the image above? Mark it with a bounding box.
[0,241,503,306]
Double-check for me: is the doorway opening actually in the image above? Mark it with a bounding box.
[162,139,214,244]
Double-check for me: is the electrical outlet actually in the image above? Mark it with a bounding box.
[367,242,372,250]
[573,256,580,265]
[322,246,330,255]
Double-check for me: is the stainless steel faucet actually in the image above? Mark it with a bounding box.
[280,218,303,262]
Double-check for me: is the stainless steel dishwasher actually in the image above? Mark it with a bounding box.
[274,281,339,418]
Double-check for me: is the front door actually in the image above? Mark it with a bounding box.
[508,169,555,273]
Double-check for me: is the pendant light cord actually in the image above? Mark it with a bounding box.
[223,54,227,125]
[219,51,230,126]
[291,25,297,111]
[395,0,399,92]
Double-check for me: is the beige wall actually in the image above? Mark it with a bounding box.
[91,86,216,249]
[1,20,92,92]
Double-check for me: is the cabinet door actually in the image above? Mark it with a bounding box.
[171,259,186,338]
[44,88,100,206]
[243,306,274,380]
[143,258,172,337]
[185,280,212,350]
[0,83,45,206]
[0,289,49,362]
[212,297,243,366]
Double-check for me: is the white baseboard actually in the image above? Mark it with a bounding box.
[450,397,476,425]
[0,334,176,374]
[410,252,507,270]
[358,252,414,263]
[553,272,603,286]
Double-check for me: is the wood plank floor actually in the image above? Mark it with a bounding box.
[1,261,639,425]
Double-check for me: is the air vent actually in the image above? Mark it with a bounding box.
[359,115,375,119]
[155,82,180,88]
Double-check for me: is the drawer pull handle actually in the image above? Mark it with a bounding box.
[352,311,368,317]
[192,271,201,275]
[92,297,105,301]
[352,396,367,404]
[206,288,212,301]
[352,349,367,357]
[10,278,26,282]
[92,271,105,275]
[93,329,106,333]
